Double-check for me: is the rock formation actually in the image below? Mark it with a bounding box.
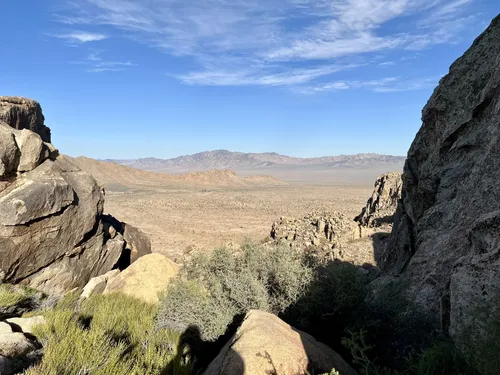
[270,211,361,261]
[204,310,357,375]
[380,15,500,358]
[0,97,50,143]
[0,97,150,295]
[103,254,179,303]
[355,172,402,227]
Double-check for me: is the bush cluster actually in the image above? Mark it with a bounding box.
[156,243,314,341]
[26,293,193,375]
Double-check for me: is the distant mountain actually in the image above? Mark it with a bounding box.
[108,150,406,173]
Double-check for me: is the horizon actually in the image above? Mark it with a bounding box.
[99,149,407,161]
[2,2,499,160]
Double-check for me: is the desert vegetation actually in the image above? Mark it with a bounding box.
[14,242,487,374]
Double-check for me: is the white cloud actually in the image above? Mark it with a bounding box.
[50,31,108,43]
[53,0,478,88]
[71,50,136,73]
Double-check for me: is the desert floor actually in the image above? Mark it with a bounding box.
[104,183,373,262]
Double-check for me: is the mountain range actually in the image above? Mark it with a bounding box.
[107,150,405,178]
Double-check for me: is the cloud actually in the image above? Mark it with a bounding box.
[296,76,442,94]
[49,31,108,43]
[53,0,478,88]
[71,50,136,73]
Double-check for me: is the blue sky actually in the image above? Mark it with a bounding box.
[1,1,498,159]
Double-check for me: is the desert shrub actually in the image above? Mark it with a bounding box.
[407,340,475,375]
[0,283,36,308]
[457,296,500,375]
[26,293,193,375]
[156,243,314,341]
[282,261,370,358]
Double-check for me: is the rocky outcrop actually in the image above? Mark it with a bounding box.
[0,97,150,295]
[102,215,152,266]
[103,254,179,303]
[271,211,361,261]
[204,310,357,375]
[0,97,50,143]
[355,172,402,227]
[380,15,500,357]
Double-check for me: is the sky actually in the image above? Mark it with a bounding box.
[1,1,498,159]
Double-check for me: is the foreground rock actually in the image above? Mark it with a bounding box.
[0,97,151,295]
[204,310,357,375]
[271,211,361,261]
[381,15,500,361]
[104,254,179,303]
[5,316,46,336]
[355,172,402,228]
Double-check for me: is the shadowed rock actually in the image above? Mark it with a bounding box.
[380,14,500,361]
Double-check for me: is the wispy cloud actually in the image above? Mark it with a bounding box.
[71,50,136,73]
[296,75,442,94]
[49,31,108,43]
[53,0,478,89]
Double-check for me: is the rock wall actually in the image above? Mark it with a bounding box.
[0,97,150,295]
[381,15,500,353]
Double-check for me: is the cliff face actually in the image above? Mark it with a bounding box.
[381,15,500,352]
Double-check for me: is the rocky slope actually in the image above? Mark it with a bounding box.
[0,97,151,295]
[381,14,500,359]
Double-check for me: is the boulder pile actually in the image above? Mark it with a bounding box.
[0,96,151,295]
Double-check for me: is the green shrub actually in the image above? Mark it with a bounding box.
[26,293,193,375]
[156,243,314,341]
[408,340,475,375]
[0,283,36,308]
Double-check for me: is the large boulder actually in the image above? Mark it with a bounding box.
[355,172,402,228]
[0,97,50,142]
[104,254,179,303]
[0,97,149,295]
[380,14,500,357]
[204,310,357,375]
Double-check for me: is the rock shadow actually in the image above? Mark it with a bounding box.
[164,315,245,375]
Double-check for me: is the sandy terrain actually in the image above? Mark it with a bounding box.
[104,184,373,261]
[69,156,394,262]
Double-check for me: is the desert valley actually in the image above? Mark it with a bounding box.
[69,153,404,261]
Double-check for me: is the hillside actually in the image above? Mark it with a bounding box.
[68,156,286,189]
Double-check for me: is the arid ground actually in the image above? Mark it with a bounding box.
[69,156,399,262]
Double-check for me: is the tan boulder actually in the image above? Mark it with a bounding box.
[5,316,46,335]
[0,333,36,358]
[0,323,12,334]
[104,254,179,303]
[15,130,45,172]
[204,310,357,375]
[81,269,120,299]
